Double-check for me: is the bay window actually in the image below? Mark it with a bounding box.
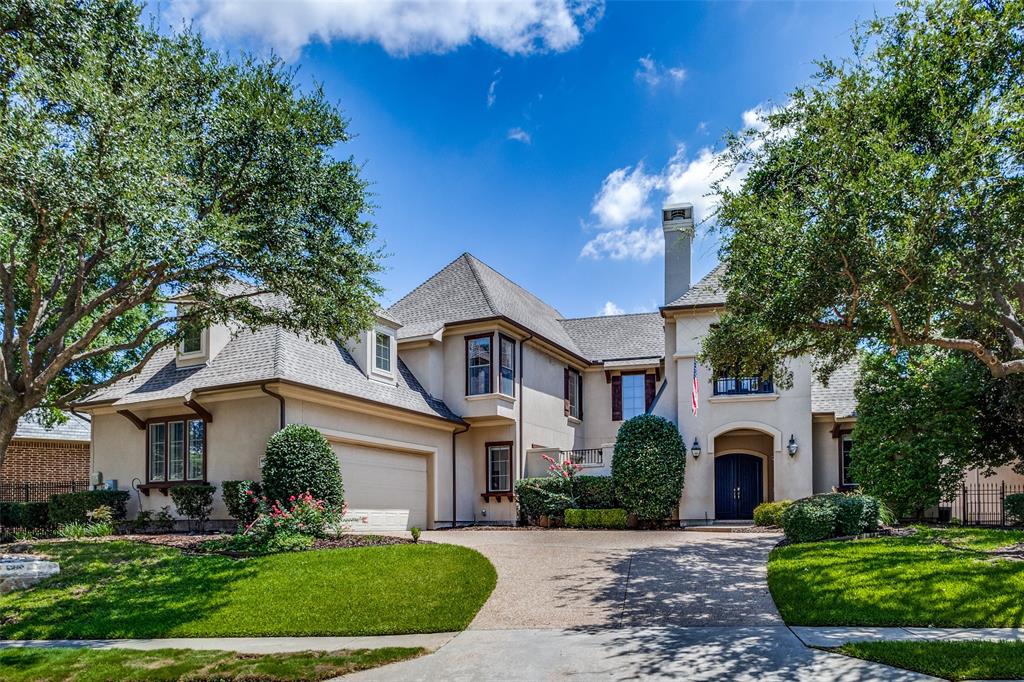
[499,335,516,396]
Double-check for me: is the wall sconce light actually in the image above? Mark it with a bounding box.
[691,438,701,459]
[787,434,799,457]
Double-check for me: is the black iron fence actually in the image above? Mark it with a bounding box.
[0,480,90,503]
[951,482,1024,526]
[713,375,774,396]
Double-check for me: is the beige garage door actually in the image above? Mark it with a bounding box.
[333,444,428,531]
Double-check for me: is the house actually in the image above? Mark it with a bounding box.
[76,202,864,529]
[2,413,91,486]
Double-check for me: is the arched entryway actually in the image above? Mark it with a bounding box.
[714,453,764,519]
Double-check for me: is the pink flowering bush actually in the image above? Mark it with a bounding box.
[542,453,582,480]
[216,490,343,554]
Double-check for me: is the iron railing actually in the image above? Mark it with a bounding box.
[713,375,774,396]
[562,448,604,467]
[0,480,90,503]
[956,482,1024,526]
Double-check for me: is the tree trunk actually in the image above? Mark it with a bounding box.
[0,407,21,470]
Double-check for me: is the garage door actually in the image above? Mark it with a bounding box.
[333,444,428,532]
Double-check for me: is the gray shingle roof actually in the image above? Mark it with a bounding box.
[665,263,727,308]
[15,412,90,442]
[387,253,586,358]
[811,360,859,419]
[558,313,664,363]
[83,326,461,423]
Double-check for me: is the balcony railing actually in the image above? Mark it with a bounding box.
[562,448,604,467]
[713,375,774,396]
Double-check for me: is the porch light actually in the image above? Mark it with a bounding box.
[691,438,701,459]
[787,434,798,457]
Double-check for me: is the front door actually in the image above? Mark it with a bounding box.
[715,453,764,520]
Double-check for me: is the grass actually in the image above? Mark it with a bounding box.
[0,540,496,638]
[0,646,423,681]
[836,640,1024,681]
[767,526,1024,626]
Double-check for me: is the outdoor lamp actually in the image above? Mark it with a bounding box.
[787,434,798,457]
[691,438,701,459]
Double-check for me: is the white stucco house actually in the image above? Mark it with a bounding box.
[76,203,887,529]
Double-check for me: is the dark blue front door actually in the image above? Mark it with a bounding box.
[715,453,764,520]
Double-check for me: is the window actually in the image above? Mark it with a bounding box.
[466,334,492,396]
[148,417,206,483]
[180,323,203,355]
[374,332,392,373]
[499,335,515,396]
[621,373,645,420]
[840,434,855,486]
[566,368,582,419]
[486,442,512,493]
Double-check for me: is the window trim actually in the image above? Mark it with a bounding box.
[619,371,646,421]
[373,330,393,375]
[178,324,207,358]
[465,332,494,396]
[485,440,514,494]
[146,414,207,485]
[498,334,516,397]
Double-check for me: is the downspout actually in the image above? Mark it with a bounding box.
[260,384,286,430]
[452,422,469,529]
[518,334,533,480]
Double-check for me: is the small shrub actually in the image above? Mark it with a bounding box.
[49,490,129,525]
[88,505,114,524]
[216,492,340,555]
[222,480,263,527]
[83,521,113,537]
[564,508,628,529]
[130,510,153,533]
[154,507,176,533]
[781,498,838,543]
[515,477,572,520]
[612,415,686,521]
[1006,493,1024,526]
[833,495,869,536]
[169,484,217,533]
[55,522,89,539]
[410,526,421,543]
[262,425,344,508]
[574,476,616,509]
[753,500,792,527]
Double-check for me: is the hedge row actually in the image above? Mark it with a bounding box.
[48,490,129,525]
[564,508,628,529]
[514,475,616,520]
[0,501,50,529]
[780,493,881,543]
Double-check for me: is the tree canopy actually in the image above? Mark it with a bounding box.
[701,0,1024,386]
[0,0,382,462]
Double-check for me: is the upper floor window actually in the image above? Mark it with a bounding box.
[466,333,492,396]
[374,332,392,373]
[713,365,773,395]
[621,373,645,419]
[180,322,203,355]
[499,335,515,396]
[840,434,855,486]
[564,367,582,419]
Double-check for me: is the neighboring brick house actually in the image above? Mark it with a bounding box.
[2,414,91,484]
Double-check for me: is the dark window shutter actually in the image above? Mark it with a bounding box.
[577,373,584,420]
[563,367,570,416]
[611,374,622,421]
[644,373,656,412]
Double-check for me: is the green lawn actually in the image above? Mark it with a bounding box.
[768,527,1024,626]
[837,640,1024,681]
[0,540,496,638]
[0,646,423,682]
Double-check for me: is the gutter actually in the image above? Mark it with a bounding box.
[451,422,470,529]
[519,333,533,480]
[260,383,286,430]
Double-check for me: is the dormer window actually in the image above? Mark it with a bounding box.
[179,322,205,357]
[375,332,392,373]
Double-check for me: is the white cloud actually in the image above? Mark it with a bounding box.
[580,227,662,262]
[507,127,532,144]
[169,0,605,60]
[590,163,660,228]
[635,55,686,87]
[487,69,501,108]
[599,301,625,316]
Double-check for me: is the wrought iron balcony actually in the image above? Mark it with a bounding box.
[713,375,774,396]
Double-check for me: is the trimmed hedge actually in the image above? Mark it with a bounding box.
[574,476,616,509]
[49,490,129,525]
[1006,493,1024,525]
[565,508,628,529]
[0,501,50,529]
[612,415,686,521]
[780,493,883,543]
[222,479,263,526]
[515,475,617,521]
[262,425,344,508]
[753,500,792,527]
[169,484,217,532]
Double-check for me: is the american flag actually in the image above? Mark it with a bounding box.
[691,358,699,416]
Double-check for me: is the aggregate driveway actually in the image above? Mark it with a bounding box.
[429,528,784,629]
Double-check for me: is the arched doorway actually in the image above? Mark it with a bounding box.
[715,453,764,520]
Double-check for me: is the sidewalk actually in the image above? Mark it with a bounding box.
[792,626,1024,648]
[0,632,457,654]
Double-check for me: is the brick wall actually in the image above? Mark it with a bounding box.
[1,439,90,484]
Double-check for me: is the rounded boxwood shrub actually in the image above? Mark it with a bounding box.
[611,414,686,521]
[262,424,344,508]
[1005,493,1024,526]
[753,500,792,527]
[781,497,838,543]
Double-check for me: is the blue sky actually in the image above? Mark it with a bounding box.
[163,1,892,318]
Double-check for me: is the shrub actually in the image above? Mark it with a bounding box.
[169,484,217,533]
[129,510,153,534]
[574,476,616,509]
[0,502,50,529]
[411,526,421,543]
[753,500,792,527]
[262,425,344,508]
[564,508,628,529]
[55,522,89,539]
[49,490,129,525]
[612,415,686,521]
[1006,493,1024,525]
[515,477,572,520]
[222,480,263,527]
[154,507,176,533]
[781,498,838,543]
[215,492,339,554]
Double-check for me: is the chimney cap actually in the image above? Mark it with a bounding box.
[663,201,693,211]
[662,202,694,226]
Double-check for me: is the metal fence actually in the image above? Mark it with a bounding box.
[0,480,90,503]
[713,375,774,396]
[949,482,1024,526]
